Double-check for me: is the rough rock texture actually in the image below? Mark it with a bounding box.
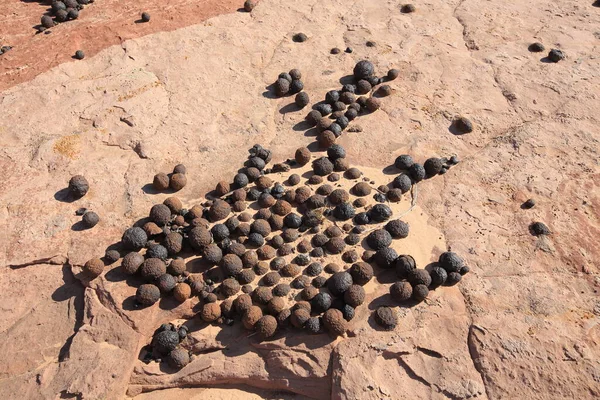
[1,0,599,399]
[0,0,242,92]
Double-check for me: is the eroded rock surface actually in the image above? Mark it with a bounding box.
[1,0,599,399]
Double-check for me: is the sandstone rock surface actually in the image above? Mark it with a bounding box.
[1,0,599,399]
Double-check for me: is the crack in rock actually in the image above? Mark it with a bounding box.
[467,324,491,399]
[8,255,67,269]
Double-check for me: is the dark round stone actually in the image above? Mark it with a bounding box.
[530,222,550,236]
[528,42,545,52]
[548,49,565,63]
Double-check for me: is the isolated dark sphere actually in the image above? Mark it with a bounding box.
[530,221,551,236]
[522,198,536,209]
[548,49,565,63]
[453,116,473,134]
[68,175,89,198]
[374,306,397,330]
[528,42,545,52]
[82,211,99,228]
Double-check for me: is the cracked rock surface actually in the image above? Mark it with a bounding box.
[1,0,599,399]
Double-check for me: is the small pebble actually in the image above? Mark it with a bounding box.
[377,85,392,97]
[74,50,85,60]
[345,47,353,53]
[293,33,308,43]
[453,116,473,133]
[82,211,99,228]
[331,47,341,54]
[528,42,545,52]
[141,12,151,22]
[530,221,550,236]
[522,199,536,209]
[401,4,416,13]
[548,49,565,63]
[244,0,257,12]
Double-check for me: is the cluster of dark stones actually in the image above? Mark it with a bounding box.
[388,251,469,310]
[0,45,12,56]
[330,47,354,55]
[528,42,565,63]
[521,199,551,236]
[83,141,470,369]
[39,0,93,32]
[389,153,459,196]
[145,323,191,369]
[152,164,188,192]
[83,144,373,346]
[274,69,307,106]
[64,175,100,229]
[305,60,398,149]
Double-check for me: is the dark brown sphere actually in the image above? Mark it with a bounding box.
[208,199,232,222]
[290,308,311,328]
[322,309,347,336]
[374,306,397,330]
[122,252,144,275]
[173,283,191,302]
[83,258,104,279]
[66,175,89,199]
[170,173,187,191]
[295,147,311,166]
[201,303,222,322]
[349,262,373,285]
[352,182,371,197]
[255,315,278,338]
[318,130,336,148]
[136,284,161,305]
[141,258,167,281]
[344,285,365,307]
[234,294,253,314]
[390,281,412,302]
[221,254,243,276]
[243,306,264,329]
[220,278,241,297]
